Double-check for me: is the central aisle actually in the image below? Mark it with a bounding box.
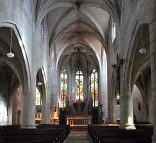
[64,131,91,143]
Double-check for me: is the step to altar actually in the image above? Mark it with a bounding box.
[70,125,88,131]
[63,131,90,143]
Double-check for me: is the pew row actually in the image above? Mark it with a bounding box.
[88,124,153,143]
[0,124,70,143]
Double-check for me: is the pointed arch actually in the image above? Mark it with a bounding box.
[0,22,30,99]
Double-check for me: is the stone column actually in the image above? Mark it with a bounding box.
[41,65,51,124]
[120,80,135,129]
[110,89,117,123]
[150,6,156,143]
[50,68,58,123]
[41,87,50,124]
[99,68,108,123]
[21,74,36,128]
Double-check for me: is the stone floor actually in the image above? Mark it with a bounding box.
[64,131,91,143]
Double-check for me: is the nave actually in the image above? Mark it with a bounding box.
[0,0,156,143]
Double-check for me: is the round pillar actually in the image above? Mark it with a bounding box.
[41,66,50,124]
[99,69,108,123]
[50,69,58,124]
[21,75,36,128]
[120,81,135,129]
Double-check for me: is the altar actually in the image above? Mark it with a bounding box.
[66,115,92,126]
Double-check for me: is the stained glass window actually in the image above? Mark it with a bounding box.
[60,69,68,108]
[75,70,84,101]
[36,88,42,105]
[91,69,98,107]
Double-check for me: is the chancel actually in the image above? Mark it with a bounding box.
[0,1,155,143]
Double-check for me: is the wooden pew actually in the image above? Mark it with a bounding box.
[88,124,153,143]
[0,124,70,143]
[37,124,70,141]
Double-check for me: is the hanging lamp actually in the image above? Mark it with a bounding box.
[37,74,42,86]
[37,81,42,86]
[7,29,15,58]
[139,24,147,54]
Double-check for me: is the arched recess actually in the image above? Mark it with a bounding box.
[124,21,150,90]
[123,21,150,124]
[35,68,46,124]
[132,84,147,123]
[132,65,151,123]
[0,21,31,124]
[0,24,30,125]
[0,21,31,95]
[0,60,21,125]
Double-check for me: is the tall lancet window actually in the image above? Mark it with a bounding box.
[60,69,68,108]
[75,70,84,101]
[36,87,42,105]
[91,69,98,107]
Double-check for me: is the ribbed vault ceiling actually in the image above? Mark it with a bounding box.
[35,0,121,45]
[34,0,121,68]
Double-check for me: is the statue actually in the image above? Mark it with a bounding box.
[112,54,124,95]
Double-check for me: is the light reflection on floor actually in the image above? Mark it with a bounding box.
[64,131,91,143]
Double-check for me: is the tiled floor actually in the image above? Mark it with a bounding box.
[64,131,91,143]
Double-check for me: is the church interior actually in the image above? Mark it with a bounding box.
[0,0,156,143]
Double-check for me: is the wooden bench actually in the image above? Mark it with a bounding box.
[88,124,153,143]
[0,124,70,143]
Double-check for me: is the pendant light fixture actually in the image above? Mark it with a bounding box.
[139,24,147,54]
[7,29,15,58]
[37,81,42,86]
[37,74,42,86]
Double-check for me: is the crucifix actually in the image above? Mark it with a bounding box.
[112,54,124,95]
